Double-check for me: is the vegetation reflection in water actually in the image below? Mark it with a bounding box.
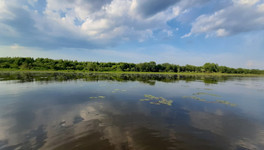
[140,95,173,106]
[0,71,245,85]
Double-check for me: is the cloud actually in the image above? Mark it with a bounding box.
[184,0,264,37]
[0,0,211,49]
[132,0,180,17]
[0,0,173,49]
[2,0,262,52]
[232,0,260,6]
[177,0,210,10]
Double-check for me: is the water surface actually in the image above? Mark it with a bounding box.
[0,72,264,150]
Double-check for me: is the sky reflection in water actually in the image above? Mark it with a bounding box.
[0,73,264,150]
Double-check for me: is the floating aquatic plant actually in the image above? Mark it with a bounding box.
[157,97,173,106]
[183,96,206,102]
[196,88,213,91]
[215,100,236,107]
[89,96,105,99]
[150,101,160,105]
[144,94,160,100]
[139,99,150,101]
[112,89,127,93]
[140,94,173,106]
[182,96,236,107]
[193,92,221,97]
[89,97,97,99]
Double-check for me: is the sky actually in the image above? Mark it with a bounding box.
[0,0,264,69]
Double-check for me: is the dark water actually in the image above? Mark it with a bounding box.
[0,72,264,150]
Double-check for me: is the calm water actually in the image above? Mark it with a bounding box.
[0,72,264,150]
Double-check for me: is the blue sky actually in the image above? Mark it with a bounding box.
[0,0,264,69]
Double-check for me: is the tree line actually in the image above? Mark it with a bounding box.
[0,57,263,74]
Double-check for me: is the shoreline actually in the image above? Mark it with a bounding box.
[1,69,264,76]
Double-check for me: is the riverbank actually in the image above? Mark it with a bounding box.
[1,69,264,76]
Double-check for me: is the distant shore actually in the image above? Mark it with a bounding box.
[1,69,264,76]
[1,57,263,75]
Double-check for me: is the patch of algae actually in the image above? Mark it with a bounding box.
[215,100,237,107]
[89,96,105,100]
[183,96,206,102]
[140,95,173,106]
[182,96,236,107]
[193,92,221,97]
[112,89,127,93]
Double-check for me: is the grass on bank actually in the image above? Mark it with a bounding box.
[0,68,264,76]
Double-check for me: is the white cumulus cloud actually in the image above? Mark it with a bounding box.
[0,0,211,49]
[184,0,264,37]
